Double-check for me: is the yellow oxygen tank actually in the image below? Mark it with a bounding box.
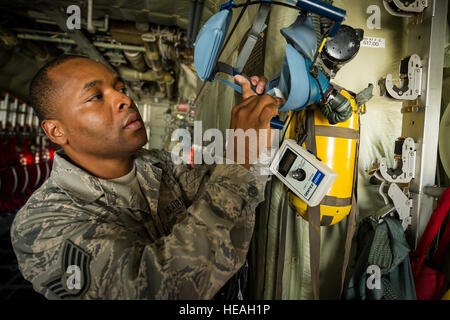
[285,90,360,226]
[442,289,450,300]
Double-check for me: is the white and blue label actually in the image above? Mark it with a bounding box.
[312,171,325,186]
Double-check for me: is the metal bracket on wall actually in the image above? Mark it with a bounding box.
[372,136,416,231]
[388,183,413,230]
[391,0,447,248]
[383,0,428,17]
[379,54,423,100]
[378,137,417,184]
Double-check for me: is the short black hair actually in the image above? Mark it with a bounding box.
[29,54,89,122]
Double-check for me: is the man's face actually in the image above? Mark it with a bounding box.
[48,58,147,158]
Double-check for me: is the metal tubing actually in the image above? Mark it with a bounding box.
[191,0,205,46]
[141,33,162,72]
[16,34,145,52]
[117,66,157,82]
[34,15,109,31]
[87,0,96,33]
[295,0,346,36]
[157,81,167,96]
[295,0,346,22]
[401,0,448,248]
[141,33,175,99]
[123,50,147,72]
[187,0,197,48]
[165,75,175,100]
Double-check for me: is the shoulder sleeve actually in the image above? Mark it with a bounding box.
[153,149,268,207]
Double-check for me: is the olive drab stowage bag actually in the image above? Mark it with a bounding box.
[344,216,416,300]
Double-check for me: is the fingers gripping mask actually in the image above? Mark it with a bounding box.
[266,44,330,113]
[193,0,353,128]
[193,2,330,111]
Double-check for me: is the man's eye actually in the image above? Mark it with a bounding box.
[88,94,103,101]
[119,87,128,95]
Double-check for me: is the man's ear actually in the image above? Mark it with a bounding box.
[41,119,68,146]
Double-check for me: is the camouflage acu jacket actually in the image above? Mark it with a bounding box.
[10,148,267,299]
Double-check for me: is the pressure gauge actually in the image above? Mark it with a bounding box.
[270,139,337,207]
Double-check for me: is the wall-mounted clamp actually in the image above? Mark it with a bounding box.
[378,137,417,184]
[388,183,413,230]
[383,0,428,17]
[369,137,417,230]
[379,54,423,100]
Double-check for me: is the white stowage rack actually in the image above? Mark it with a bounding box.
[270,139,337,207]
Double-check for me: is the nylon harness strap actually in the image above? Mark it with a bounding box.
[305,107,360,300]
[339,117,360,297]
[304,108,321,300]
[309,204,322,300]
[322,196,352,207]
[215,3,271,89]
[275,192,290,299]
[314,126,359,140]
[234,2,271,73]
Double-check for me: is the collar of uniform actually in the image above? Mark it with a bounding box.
[100,149,164,212]
[51,148,163,208]
[133,149,164,219]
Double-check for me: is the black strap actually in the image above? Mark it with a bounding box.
[215,61,235,76]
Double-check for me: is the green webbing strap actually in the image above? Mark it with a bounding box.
[305,109,317,155]
[234,2,271,73]
[314,126,359,140]
[309,205,322,300]
[339,111,361,297]
[275,193,290,299]
[340,193,358,296]
[321,196,352,207]
[304,107,360,300]
[304,108,321,300]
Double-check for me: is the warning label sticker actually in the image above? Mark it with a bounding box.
[361,36,386,49]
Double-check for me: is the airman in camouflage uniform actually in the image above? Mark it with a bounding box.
[11,147,267,299]
[10,55,280,299]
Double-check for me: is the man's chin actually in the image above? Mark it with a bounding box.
[129,132,149,152]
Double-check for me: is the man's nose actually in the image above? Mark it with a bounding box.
[113,91,132,112]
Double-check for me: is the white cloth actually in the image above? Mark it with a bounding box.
[108,163,146,202]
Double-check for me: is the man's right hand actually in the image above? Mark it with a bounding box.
[228,75,283,170]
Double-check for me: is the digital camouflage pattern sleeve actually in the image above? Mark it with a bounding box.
[10,148,268,299]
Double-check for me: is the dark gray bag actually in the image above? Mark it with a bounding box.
[344,216,417,300]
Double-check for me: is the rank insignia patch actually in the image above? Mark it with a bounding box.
[43,240,91,299]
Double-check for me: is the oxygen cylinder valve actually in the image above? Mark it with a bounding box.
[320,25,364,77]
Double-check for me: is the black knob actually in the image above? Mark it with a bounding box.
[292,168,306,181]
